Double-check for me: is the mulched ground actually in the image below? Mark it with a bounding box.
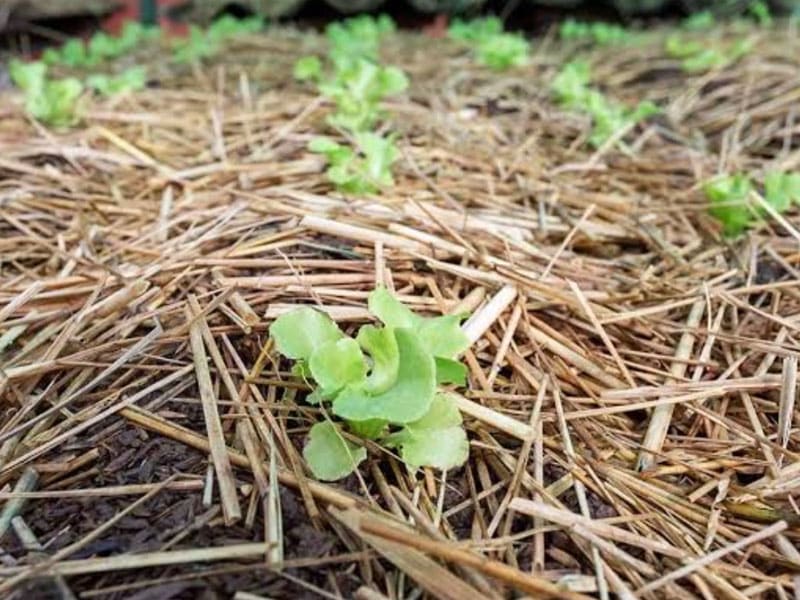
[1,17,800,600]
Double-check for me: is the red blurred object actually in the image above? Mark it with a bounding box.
[102,0,189,37]
[423,14,449,38]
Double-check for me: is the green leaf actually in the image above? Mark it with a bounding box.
[705,173,754,236]
[435,357,468,386]
[764,171,800,213]
[87,66,147,97]
[476,33,529,70]
[356,324,399,394]
[448,17,503,43]
[385,393,469,470]
[309,338,367,394]
[270,307,343,361]
[303,421,366,481]
[294,55,323,81]
[347,418,387,439]
[9,60,46,92]
[368,286,417,329]
[368,288,470,359]
[355,132,398,188]
[60,39,90,67]
[333,328,436,424]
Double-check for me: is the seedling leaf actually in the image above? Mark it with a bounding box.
[303,421,366,481]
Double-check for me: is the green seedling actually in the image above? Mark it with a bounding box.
[448,17,529,71]
[42,22,159,68]
[9,60,83,127]
[748,1,773,26]
[559,19,634,45]
[309,133,400,195]
[86,66,148,97]
[326,14,396,66]
[173,15,264,63]
[270,288,471,481]
[682,10,716,30]
[551,60,658,148]
[705,171,800,236]
[665,34,752,73]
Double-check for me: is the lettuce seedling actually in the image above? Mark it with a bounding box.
[320,58,409,132]
[706,171,800,236]
[448,17,529,71]
[551,60,658,148]
[269,288,471,481]
[309,133,399,195]
[86,66,148,97]
[682,11,715,30]
[748,1,773,26]
[665,35,752,73]
[9,60,83,127]
[705,173,755,236]
[559,19,633,45]
[326,14,396,65]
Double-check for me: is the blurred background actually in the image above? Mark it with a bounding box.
[2,0,799,43]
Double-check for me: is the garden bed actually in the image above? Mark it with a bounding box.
[1,15,800,600]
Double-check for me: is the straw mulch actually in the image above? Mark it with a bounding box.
[1,22,800,600]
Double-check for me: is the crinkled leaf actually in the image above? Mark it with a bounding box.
[368,288,469,359]
[435,357,468,386]
[270,307,343,361]
[368,287,418,329]
[333,328,436,424]
[309,338,366,394]
[303,421,366,481]
[356,324,399,394]
[385,393,468,470]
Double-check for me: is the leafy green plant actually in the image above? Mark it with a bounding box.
[321,59,408,132]
[705,173,754,236]
[559,19,634,45]
[665,34,752,73]
[326,14,396,66]
[270,288,471,481]
[41,22,159,68]
[448,17,529,71]
[86,66,148,97]
[173,15,264,63]
[309,133,399,195]
[705,171,800,236]
[682,10,716,30]
[551,60,658,148]
[9,60,83,127]
[748,0,773,26]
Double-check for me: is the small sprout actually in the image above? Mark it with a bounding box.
[682,11,716,31]
[448,17,529,71]
[9,60,83,127]
[748,1,773,26]
[86,66,147,97]
[706,171,800,236]
[309,133,400,195]
[559,19,634,45]
[705,173,754,237]
[551,61,658,148]
[270,288,472,481]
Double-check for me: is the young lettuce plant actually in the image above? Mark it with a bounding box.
[86,66,148,97]
[551,60,658,148]
[269,288,471,481]
[308,133,399,195]
[559,19,634,45]
[705,171,800,236]
[9,60,83,128]
[448,17,529,71]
